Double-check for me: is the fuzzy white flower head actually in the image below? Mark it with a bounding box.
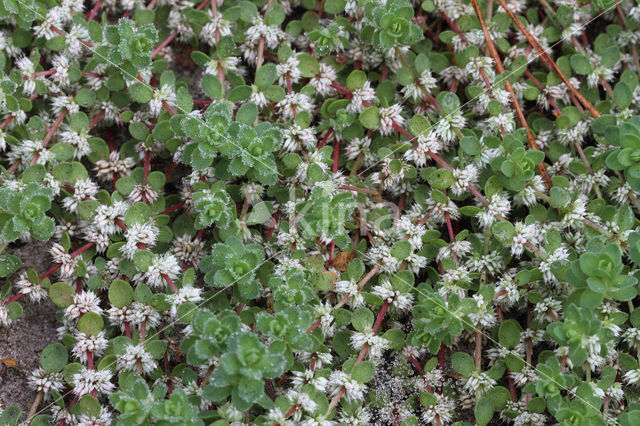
[63,178,99,213]
[371,278,413,311]
[166,286,203,318]
[351,328,390,359]
[71,330,109,363]
[334,278,364,308]
[347,81,376,113]
[72,366,114,397]
[117,343,157,374]
[28,367,65,398]
[122,220,159,259]
[477,192,510,228]
[138,253,181,289]
[378,104,405,136]
[15,272,48,302]
[328,370,365,403]
[65,291,103,320]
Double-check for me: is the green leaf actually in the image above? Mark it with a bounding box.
[297,53,319,78]
[45,35,65,51]
[108,279,133,308]
[324,0,346,14]
[116,175,136,195]
[359,106,380,129]
[129,83,154,103]
[77,312,104,336]
[228,85,252,102]
[460,136,481,155]
[0,254,21,278]
[247,201,272,225]
[236,102,258,125]
[351,360,375,383]
[50,143,75,161]
[474,396,494,426]
[202,74,222,99]
[438,92,460,115]
[73,395,101,418]
[49,282,75,308]
[498,319,522,349]
[6,301,23,320]
[549,187,571,209]
[70,112,89,132]
[346,70,367,90]
[265,2,285,25]
[528,397,546,414]
[570,54,593,75]
[491,221,515,245]
[451,351,475,376]
[426,168,454,189]
[129,121,150,140]
[391,240,412,259]
[41,343,68,373]
[147,171,166,190]
[614,82,632,109]
[145,340,168,359]
[352,306,374,332]
[255,63,278,89]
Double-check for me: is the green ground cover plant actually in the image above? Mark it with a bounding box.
[2,0,640,424]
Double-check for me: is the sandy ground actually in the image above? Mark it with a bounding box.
[0,241,58,420]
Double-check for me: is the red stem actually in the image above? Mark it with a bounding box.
[165,162,177,180]
[158,200,186,215]
[317,128,333,148]
[39,264,62,280]
[71,242,95,258]
[151,33,178,59]
[331,82,352,97]
[162,101,177,116]
[0,115,14,129]
[5,292,23,304]
[143,151,151,187]
[114,218,127,231]
[332,139,340,173]
[161,273,179,294]
[86,0,102,20]
[89,110,105,129]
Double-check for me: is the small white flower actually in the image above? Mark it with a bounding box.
[63,178,99,213]
[15,272,48,302]
[350,328,390,359]
[277,92,313,121]
[117,343,157,374]
[122,221,159,259]
[371,279,413,311]
[0,305,11,327]
[72,367,114,397]
[166,286,203,318]
[149,84,177,117]
[94,151,136,182]
[71,331,109,362]
[347,81,376,113]
[378,104,405,136]
[477,192,510,228]
[137,253,181,289]
[276,56,302,86]
[65,291,103,320]
[328,370,365,403]
[28,367,65,398]
[334,278,364,308]
[624,369,640,385]
[463,370,496,395]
